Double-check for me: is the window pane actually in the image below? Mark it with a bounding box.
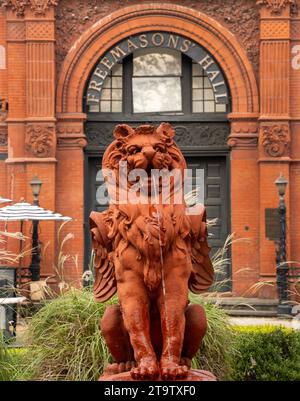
[192,63,202,75]
[133,77,182,113]
[191,61,228,114]
[113,64,123,76]
[204,101,215,112]
[112,89,122,100]
[87,62,123,113]
[204,77,211,88]
[101,89,111,100]
[193,77,202,89]
[103,78,111,89]
[89,104,99,112]
[133,49,181,76]
[112,77,122,88]
[204,89,214,100]
[100,101,110,112]
[112,101,122,112]
[193,102,203,113]
[216,103,227,112]
[193,89,203,101]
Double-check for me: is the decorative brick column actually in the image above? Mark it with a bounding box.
[227,117,260,295]
[257,0,293,297]
[2,1,58,277]
[290,1,300,301]
[0,7,8,203]
[56,112,87,282]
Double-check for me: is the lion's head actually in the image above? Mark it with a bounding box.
[103,123,186,201]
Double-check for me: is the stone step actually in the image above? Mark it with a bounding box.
[206,297,279,317]
[224,309,279,317]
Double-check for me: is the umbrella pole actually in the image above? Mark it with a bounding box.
[17,220,24,287]
[29,219,41,282]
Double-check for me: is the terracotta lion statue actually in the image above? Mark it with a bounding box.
[90,123,214,381]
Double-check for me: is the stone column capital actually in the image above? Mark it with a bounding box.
[0,1,59,17]
[256,0,294,15]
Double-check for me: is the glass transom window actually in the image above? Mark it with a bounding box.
[85,45,230,116]
[132,49,182,113]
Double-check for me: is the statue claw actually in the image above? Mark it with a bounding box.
[130,358,160,381]
[160,361,188,380]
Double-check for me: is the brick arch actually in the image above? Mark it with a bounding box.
[56,3,259,115]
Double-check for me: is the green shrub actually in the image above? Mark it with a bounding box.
[18,289,114,381]
[230,325,300,381]
[189,295,236,379]
[4,290,300,381]
[0,334,26,382]
[16,289,234,381]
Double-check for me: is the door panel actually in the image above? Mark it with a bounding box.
[185,156,230,289]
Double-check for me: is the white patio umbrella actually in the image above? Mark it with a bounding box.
[0,202,72,222]
[0,198,12,204]
[0,202,72,282]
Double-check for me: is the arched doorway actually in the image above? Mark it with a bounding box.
[56,4,259,292]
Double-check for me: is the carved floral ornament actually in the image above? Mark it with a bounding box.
[25,124,55,158]
[261,125,290,157]
[0,127,8,147]
[256,0,295,14]
[0,0,58,16]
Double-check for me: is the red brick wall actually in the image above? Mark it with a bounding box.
[1,1,299,299]
[55,0,260,81]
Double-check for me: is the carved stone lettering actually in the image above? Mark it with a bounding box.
[86,32,229,108]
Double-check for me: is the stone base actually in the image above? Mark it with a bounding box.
[99,369,217,381]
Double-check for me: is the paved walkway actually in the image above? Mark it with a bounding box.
[229,316,300,330]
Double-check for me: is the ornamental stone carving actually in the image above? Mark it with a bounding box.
[0,126,8,148]
[28,0,57,16]
[227,135,258,149]
[0,0,58,16]
[256,0,295,14]
[0,99,8,122]
[85,123,230,149]
[25,124,55,158]
[57,123,87,149]
[228,121,259,149]
[55,0,259,81]
[261,125,290,157]
[57,137,87,149]
[0,0,27,16]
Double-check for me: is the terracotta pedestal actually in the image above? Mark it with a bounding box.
[99,369,217,382]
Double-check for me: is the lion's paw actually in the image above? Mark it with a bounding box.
[130,358,160,380]
[104,361,136,375]
[160,361,188,380]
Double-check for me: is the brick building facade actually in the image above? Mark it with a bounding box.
[0,0,299,299]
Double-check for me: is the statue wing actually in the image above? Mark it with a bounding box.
[188,205,214,294]
[90,211,117,302]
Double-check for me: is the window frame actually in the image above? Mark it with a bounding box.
[84,52,231,122]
